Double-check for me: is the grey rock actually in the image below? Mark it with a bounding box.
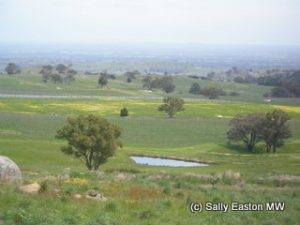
[0,156,22,184]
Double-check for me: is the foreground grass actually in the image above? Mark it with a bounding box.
[0,170,299,225]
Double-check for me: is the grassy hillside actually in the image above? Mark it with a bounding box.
[0,74,299,225]
[2,73,293,105]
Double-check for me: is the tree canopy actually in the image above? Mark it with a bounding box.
[142,75,175,93]
[201,87,226,99]
[40,64,77,84]
[227,110,291,153]
[227,113,265,151]
[189,83,201,95]
[158,96,185,118]
[5,63,21,75]
[56,115,122,170]
[262,109,292,152]
[98,74,108,87]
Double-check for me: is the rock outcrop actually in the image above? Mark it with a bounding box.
[0,156,22,184]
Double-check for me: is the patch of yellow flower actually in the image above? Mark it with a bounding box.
[64,178,89,185]
[273,105,300,114]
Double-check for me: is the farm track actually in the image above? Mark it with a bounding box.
[0,93,229,102]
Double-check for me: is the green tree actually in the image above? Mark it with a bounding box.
[56,115,122,170]
[201,87,226,99]
[40,65,53,83]
[124,70,139,80]
[120,108,129,117]
[158,96,185,118]
[98,74,108,87]
[262,109,291,152]
[142,75,153,90]
[5,63,21,75]
[227,113,265,151]
[64,69,77,84]
[160,76,175,93]
[50,74,63,84]
[189,83,201,95]
[56,64,68,74]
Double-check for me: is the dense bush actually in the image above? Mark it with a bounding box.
[201,87,226,99]
[258,71,300,98]
[142,75,176,93]
[189,83,201,95]
[5,63,21,75]
[120,108,129,117]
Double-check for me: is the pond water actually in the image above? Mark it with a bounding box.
[131,156,209,167]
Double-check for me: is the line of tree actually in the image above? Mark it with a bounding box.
[189,83,227,99]
[143,75,175,93]
[227,109,291,153]
[233,75,257,84]
[40,64,77,85]
[258,71,300,98]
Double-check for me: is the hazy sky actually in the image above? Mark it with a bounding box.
[1,0,300,45]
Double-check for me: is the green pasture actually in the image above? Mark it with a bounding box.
[2,73,298,105]
[0,98,300,119]
[0,98,299,176]
[0,78,300,224]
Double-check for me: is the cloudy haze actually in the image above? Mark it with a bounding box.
[1,0,300,45]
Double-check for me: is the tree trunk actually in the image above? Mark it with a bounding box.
[247,144,253,152]
[266,144,271,153]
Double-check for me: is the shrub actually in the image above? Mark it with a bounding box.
[120,107,129,117]
[229,91,240,96]
[39,180,48,193]
[189,83,201,95]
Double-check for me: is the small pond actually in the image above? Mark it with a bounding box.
[131,156,209,167]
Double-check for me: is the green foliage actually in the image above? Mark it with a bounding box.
[142,75,175,93]
[160,76,175,93]
[124,70,139,80]
[189,83,201,95]
[262,109,292,152]
[56,115,122,170]
[64,69,77,84]
[98,74,108,88]
[120,107,129,117]
[40,65,53,83]
[142,75,152,90]
[5,63,21,75]
[56,64,68,74]
[50,74,63,84]
[229,91,240,97]
[258,70,300,98]
[228,110,292,152]
[39,180,48,193]
[40,64,76,84]
[158,96,185,118]
[201,87,226,99]
[227,113,266,151]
